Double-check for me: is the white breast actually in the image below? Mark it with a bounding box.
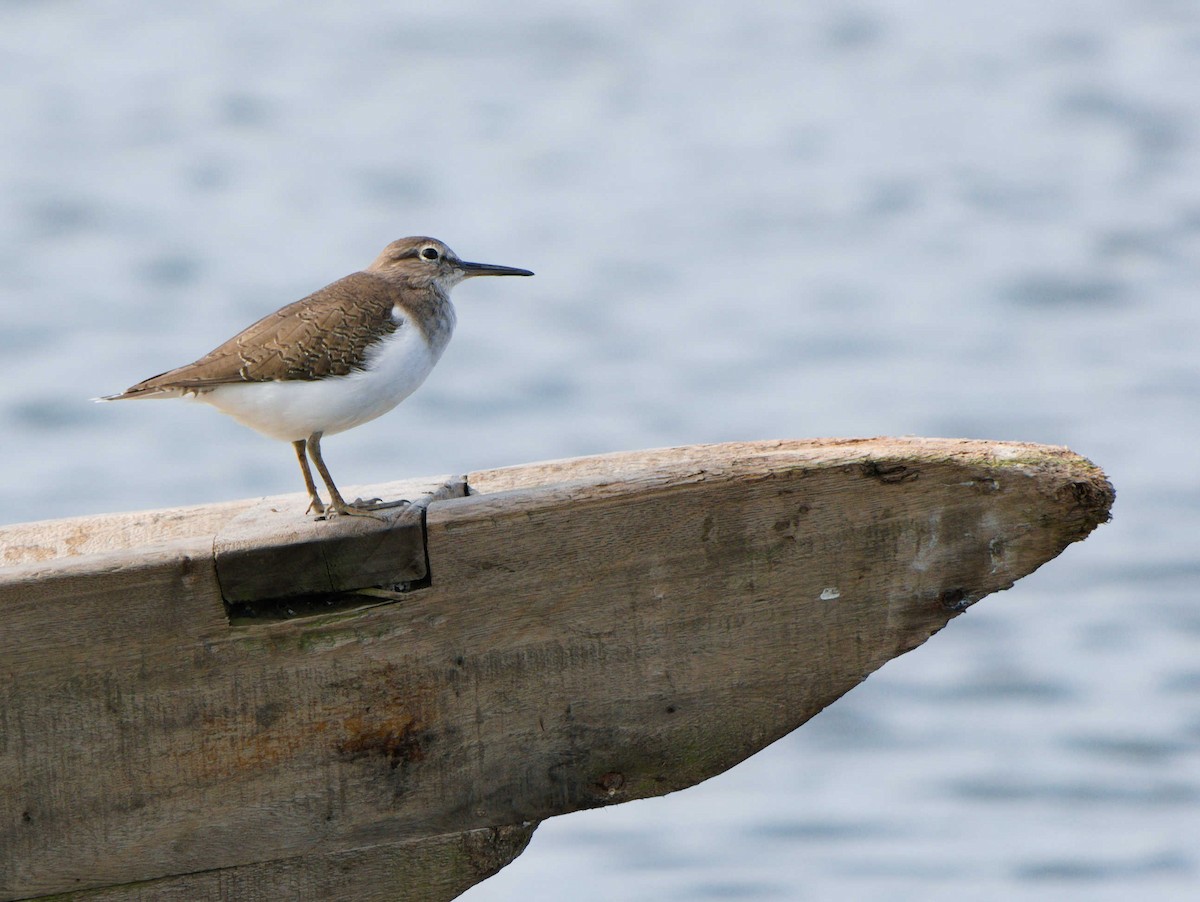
[197,318,450,442]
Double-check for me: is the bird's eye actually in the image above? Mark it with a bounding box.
[420,246,440,261]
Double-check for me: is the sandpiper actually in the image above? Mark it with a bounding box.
[102,237,533,518]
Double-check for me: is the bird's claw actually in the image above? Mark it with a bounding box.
[309,496,411,521]
[359,497,411,511]
[325,502,386,521]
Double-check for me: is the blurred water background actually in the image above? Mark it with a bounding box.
[1,1,1198,899]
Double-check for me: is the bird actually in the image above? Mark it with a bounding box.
[101,237,533,519]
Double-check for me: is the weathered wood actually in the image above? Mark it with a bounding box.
[214,477,465,602]
[40,825,535,902]
[0,477,456,569]
[0,439,1112,901]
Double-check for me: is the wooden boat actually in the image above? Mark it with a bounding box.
[0,438,1113,900]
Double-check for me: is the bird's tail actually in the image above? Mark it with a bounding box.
[93,386,189,402]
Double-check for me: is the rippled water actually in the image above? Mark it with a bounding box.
[1,2,1197,899]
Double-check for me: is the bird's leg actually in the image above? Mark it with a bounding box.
[305,432,384,520]
[293,439,326,516]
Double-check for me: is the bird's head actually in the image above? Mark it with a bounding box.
[367,237,533,290]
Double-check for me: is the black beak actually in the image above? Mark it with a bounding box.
[458,260,534,278]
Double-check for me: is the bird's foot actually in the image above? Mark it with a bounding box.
[328,496,414,520]
[355,497,412,512]
[324,500,386,521]
[310,496,411,521]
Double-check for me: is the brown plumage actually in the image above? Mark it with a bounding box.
[119,272,403,394]
[113,237,476,397]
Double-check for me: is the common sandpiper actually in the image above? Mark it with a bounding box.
[102,237,533,518]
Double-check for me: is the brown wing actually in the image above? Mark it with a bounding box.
[115,272,402,396]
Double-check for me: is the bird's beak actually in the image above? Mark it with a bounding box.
[457,260,534,278]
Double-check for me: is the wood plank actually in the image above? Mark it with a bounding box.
[0,477,458,568]
[419,438,1112,809]
[0,536,228,673]
[213,477,465,602]
[0,439,1113,901]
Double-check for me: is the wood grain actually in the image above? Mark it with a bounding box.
[0,477,456,568]
[40,825,535,902]
[0,439,1112,900]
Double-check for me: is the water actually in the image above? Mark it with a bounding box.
[1,1,1197,898]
